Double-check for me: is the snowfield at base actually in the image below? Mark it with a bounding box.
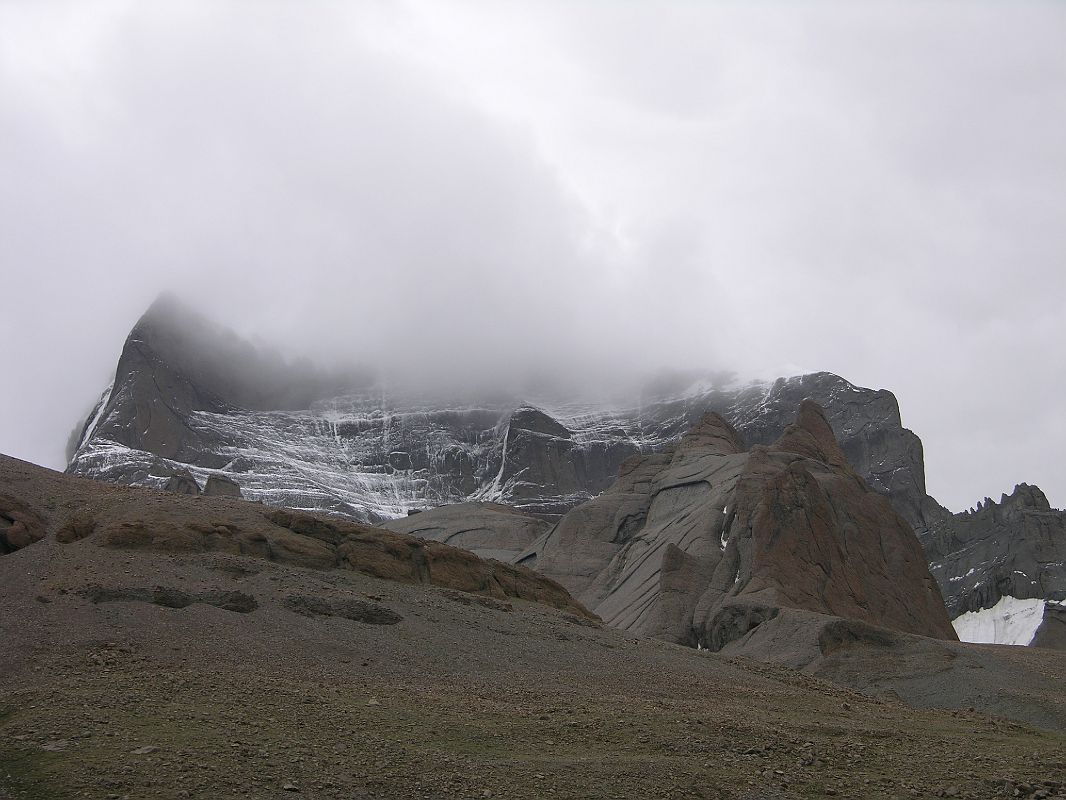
[952,596,1046,646]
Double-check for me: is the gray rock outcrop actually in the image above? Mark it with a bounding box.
[382,502,549,562]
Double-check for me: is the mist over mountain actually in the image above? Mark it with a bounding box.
[3,6,1066,794]
[2,2,1065,514]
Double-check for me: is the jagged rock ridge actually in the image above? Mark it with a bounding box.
[921,483,1066,646]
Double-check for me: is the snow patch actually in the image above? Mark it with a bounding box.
[77,382,114,451]
[952,596,1046,646]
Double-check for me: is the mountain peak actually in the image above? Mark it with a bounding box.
[769,399,847,467]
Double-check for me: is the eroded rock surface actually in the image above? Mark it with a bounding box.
[531,402,956,648]
[923,484,1066,615]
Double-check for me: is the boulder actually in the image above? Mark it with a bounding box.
[204,475,242,498]
[0,496,47,555]
[164,470,201,495]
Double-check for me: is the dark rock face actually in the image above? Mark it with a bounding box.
[204,475,243,498]
[921,484,1066,618]
[382,502,549,562]
[531,403,956,647]
[165,470,201,495]
[1033,604,1066,650]
[68,299,939,531]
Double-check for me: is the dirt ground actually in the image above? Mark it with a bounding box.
[2,457,1065,799]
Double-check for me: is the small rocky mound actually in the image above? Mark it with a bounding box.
[263,509,588,616]
[0,452,594,621]
[531,401,956,648]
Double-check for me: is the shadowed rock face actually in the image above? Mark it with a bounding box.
[531,402,956,648]
[920,484,1066,646]
[67,298,941,528]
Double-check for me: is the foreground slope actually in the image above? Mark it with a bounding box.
[3,455,1066,799]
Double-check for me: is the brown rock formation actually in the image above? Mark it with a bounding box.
[531,404,956,647]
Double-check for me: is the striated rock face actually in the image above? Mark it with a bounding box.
[68,298,940,530]
[530,402,956,648]
[382,502,549,562]
[920,484,1066,647]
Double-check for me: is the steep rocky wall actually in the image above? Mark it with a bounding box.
[68,300,939,530]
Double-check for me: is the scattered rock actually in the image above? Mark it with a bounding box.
[82,585,257,614]
[283,595,402,625]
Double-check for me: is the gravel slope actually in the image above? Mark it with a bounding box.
[2,457,1066,799]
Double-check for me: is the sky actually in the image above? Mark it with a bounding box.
[1,0,1064,512]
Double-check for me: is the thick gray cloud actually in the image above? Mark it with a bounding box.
[1,1,1063,511]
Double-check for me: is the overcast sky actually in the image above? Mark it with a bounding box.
[1,1,1064,512]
